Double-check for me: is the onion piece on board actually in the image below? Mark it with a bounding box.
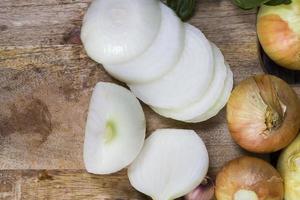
[128,129,209,200]
[84,82,146,174]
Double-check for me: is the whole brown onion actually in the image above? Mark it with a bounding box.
[227,75,300,153]
[215,156,284,200]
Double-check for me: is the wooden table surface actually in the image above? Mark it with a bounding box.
[0,0,299,199]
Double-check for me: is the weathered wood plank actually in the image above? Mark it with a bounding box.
[2,0,297,198]
[0,0,90,7]
[0,1,89,47]
[0,170,146,200]
[0,0,284,175]
[0,0,262,173]
[0,45,245,174]
[0,46,110,170]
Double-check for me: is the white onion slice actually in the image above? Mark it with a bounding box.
[84,82,146,174]
[81,0,161,64]
[151,43,227,121]
[128,129,209,200]
[129,24,214,109]
[104,3,184,83]
[187,64,233,123]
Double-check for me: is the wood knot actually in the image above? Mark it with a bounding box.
[38,170,53,181]
[63,27,82,45]
[0,25,8,31]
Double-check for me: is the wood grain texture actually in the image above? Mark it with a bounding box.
[0,44,247,173]
[1,0,297,199]
[0,0,89,47]
[0,170,147,200]
[0,0,256,173]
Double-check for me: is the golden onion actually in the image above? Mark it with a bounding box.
[216,156,284,200]
[227,75,300,153]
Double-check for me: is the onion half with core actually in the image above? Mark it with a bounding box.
[84,82,146,174]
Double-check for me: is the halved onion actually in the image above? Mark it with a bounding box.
[129,24,214,109]
[84,82,145,174]
[128,129,209,200]
[216,156,284,200]
[81,0,161,64]
[104,2,184,83]
[151,43,228,122]
[227,75,300,153]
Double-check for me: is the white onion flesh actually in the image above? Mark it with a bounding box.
[188,64,233,123]
[104,2,184,84]
[129,23,214,109]
[128,129,209,200]
[151,43,227,121]
[84,82,146,174]
[81,0,161,64]
[234,190,258,200]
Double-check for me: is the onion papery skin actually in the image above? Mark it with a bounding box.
[184,176,214,200]
[227,75,300,153]
[278,133,300,200]
[257,0,300,70]
[216,156,284,200]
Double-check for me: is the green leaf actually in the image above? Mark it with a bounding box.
[264,0,292,6]
[232,0,292,9]
[166,0,196,21]
[232,0,269,9]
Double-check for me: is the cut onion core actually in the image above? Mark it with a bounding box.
[84,82,146,174]
[104,120,116,143]
[234,190,258,200]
